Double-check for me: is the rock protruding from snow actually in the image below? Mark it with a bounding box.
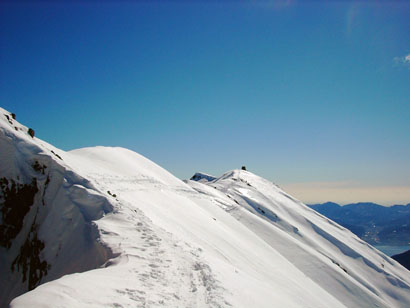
[190,172,216,183]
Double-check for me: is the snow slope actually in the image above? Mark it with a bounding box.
[0,108,114,307]
[1,107,410,307]
[188,171,410,307]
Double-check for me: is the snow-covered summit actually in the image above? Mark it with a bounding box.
[1,107,410,308]
[188,169,410,307]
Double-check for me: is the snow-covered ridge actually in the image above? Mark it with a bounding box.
[1,107,410,308]
[188,170,410,307]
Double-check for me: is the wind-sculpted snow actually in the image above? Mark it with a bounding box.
[0,108,113,307]
[2,107,410,308]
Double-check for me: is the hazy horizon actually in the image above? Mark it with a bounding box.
[282,181,410,206]
[1,1,409,206]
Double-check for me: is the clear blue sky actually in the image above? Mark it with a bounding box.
[1,1,409,204]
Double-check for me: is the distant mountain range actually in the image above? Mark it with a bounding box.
[308,202,410,246]
[392,250,410,270]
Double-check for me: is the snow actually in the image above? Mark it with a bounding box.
[0,108,113,306]
[1,107,410,308]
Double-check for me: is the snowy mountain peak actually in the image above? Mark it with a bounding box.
[1,107,410,308]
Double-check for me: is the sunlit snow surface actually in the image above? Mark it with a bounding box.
[1,107,409,308]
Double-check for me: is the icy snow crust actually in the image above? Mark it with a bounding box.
[1,108,409,307]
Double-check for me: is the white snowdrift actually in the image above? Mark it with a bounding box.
[1,107,409,308]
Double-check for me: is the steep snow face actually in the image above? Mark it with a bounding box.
[3,107,410,308]
[0,108,113,307]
